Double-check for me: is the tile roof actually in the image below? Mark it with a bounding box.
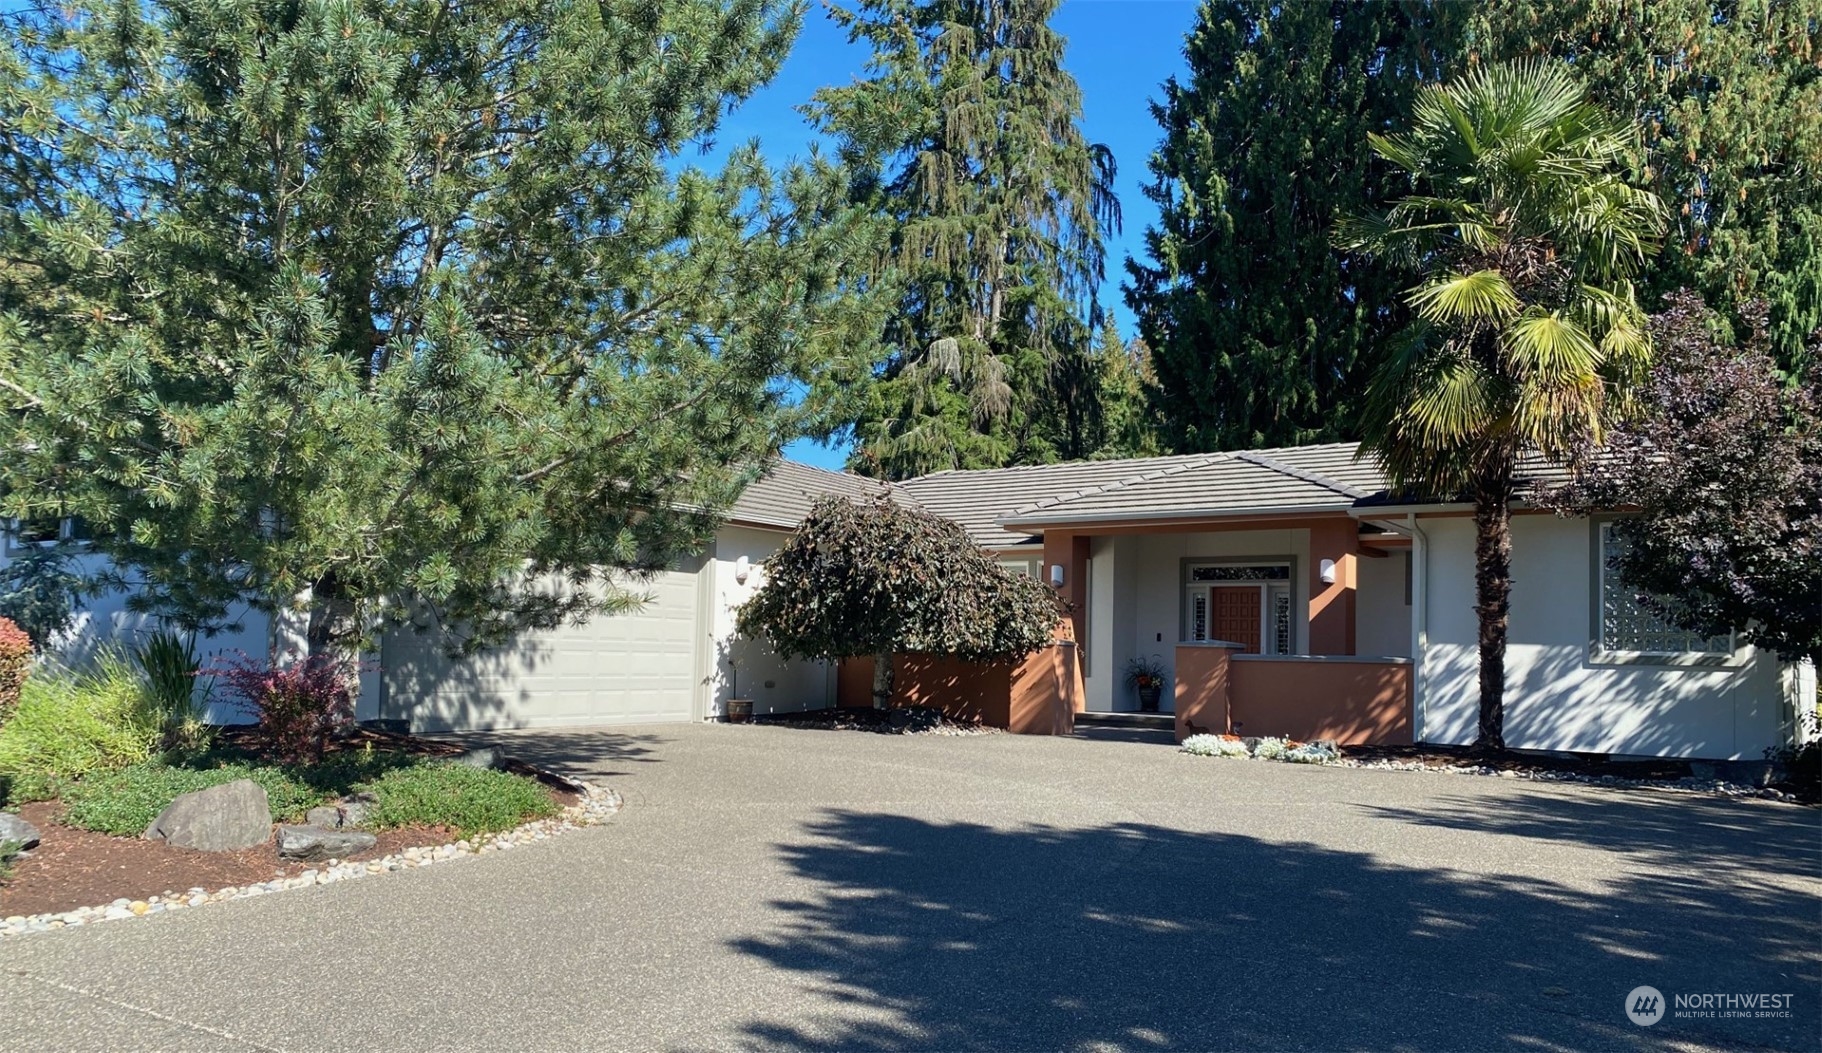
[999,442,1384,528]
[748,442,1578,544]
[894,453,1215,548]
[726,460,906,531]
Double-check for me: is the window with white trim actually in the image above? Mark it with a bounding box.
[1597,523,1732,656]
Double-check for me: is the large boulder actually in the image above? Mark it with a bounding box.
[143,779,272,852]
[276,824,378,862]
[0,811,40,852]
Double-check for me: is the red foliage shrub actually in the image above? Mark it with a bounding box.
[210,653,357,764]
[0,617,31,726]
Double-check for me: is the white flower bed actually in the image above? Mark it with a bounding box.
[1,780,621,939]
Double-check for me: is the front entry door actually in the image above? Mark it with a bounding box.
[1210,585,1263,653]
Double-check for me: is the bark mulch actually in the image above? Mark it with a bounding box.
[0,727,582,918]
[0,800,447,918]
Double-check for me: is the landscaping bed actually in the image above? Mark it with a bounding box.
[1179,733,1816,803]
[0,648,611,931]
[754,705,998,736]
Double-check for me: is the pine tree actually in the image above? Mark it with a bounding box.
[809,0,1120,479]
[0,0,884,659]
[1124,0,1461,453]
[1465,0,1822,374]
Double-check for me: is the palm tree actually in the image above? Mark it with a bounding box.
[1338,60,1665,752]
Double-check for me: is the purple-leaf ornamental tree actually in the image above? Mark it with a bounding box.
[736,497,1061,709]
[1550,291,1821,669]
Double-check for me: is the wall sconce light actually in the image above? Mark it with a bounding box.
[1318,558,1337,585]
[1049,563,1065,587]
[734,555,751,584]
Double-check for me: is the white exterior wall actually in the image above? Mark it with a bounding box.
[1355,550,1412,659]
[0,546,277,723]
[1419,514,1791,759]
[705,525,836,719]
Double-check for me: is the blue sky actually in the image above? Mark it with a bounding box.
[739,0,1200,469]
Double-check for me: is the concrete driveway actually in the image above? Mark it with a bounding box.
[4,724,1818,1052]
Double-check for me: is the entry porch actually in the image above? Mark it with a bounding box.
[1038,513,1416,745]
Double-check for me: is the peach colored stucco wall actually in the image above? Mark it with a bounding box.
[1174,644,1235,740]
[835,643,1082,735]
[1227,658,1413,745]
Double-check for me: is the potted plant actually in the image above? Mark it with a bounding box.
[1124,655,1167,713]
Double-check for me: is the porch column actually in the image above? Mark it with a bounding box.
[1308,519,1357,655]
[1041,530,1091,649]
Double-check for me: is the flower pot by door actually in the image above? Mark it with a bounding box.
[1137,685,1161,713]
[726,698,753,724]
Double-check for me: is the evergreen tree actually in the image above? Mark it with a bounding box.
[1090,319,1160,459]
[0,0,884,659]
[1466,0,1822,374]
[1124,0,1461,453]
[809,0,1120,478]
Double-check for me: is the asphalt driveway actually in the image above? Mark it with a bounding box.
[4,723,1818,1052]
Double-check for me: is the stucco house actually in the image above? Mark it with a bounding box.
[8,443,1813,759]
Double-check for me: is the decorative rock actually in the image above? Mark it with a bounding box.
[304,801,370,829]
[5,779,622,939]
[0,812,42,852]
[143,780,272,852]
[452,747,507,771]
[276,824,378,862]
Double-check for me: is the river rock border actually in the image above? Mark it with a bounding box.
[1332,757,1805,803]
[1,779,621,939]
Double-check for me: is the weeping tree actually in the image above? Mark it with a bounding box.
[1339,61,1665,752]
[0,0,884,665]
[808,0,1124,477]
[736,497,1059,708]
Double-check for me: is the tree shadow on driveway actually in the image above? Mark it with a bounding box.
[723,797,1821,1052]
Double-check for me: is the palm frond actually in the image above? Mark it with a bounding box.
[1407,270,1519,324]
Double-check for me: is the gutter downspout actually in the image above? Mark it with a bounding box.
[1408,513,1429,744]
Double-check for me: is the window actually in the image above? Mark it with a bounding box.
[1183,561,1293,654]
[1596,523,1732,656]
[998,557,1040,578]
[4,516,91,553]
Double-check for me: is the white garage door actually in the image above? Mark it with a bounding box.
[381,568,701,732]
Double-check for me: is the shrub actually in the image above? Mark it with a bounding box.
[63,759,313,835]
[0,837,20,883]
[212,654,355,764]
[362,762,558,838]
[1283,742,1339,765]
[1252,737,1290,761]
[135,630,204,728]
[1180,734,1249,758]
[0,617,31,727]
[59,748,426,836]
[0,653,158,804]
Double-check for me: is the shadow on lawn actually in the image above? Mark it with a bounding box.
[722,796,1821,1052]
